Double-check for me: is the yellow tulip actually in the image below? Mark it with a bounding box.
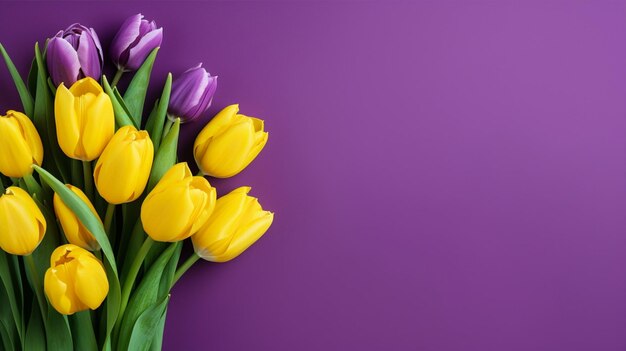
[141,163,216,242]
[55,77,115,161]
[0,110,43,178]
[44,244,109,315]
[191,187,273,262]
[94,126,154,204]
[193,104,268,178]
[53,185,101,251]
[0,186,46,255]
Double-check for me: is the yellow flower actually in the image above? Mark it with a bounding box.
[0,110,43,178]
[192,187,273,262]
[44,244,109,315]
[141,163,216,242]
[94,126,154,204]
[54,77,115,161]
[0,186,46,255]
[193,104,268,178]
[53,185,101,251]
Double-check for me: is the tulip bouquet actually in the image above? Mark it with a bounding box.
[0,14,273,351]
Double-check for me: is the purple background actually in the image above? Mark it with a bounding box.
[1,1,626,350]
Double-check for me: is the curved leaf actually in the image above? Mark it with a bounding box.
[0,43,34,116]
[123,48,159,127]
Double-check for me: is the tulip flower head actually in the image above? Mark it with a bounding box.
[44,244,109,315]
[192,187,273,263]
[94,126,154,204]
[47,23,103,86]
[141,163,216,242]
[53,185,101,251]
[110,13,163,72]
[55,77,115,161]
[168,64,217,123]
[194,104,268,178]
[0,187,46,255]
[0,110,43,178]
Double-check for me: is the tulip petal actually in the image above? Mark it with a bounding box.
[47,38,81,86]
[82,92,114,160]
[74,256,108,310]
[110,13,142,66]
[77,30,102,79]
[0,117,34,177]
[55,84,82,159]
[0,188,44,255]
[212,212,274,262]
[9,111,44,166]
[126,28,163,71]
[45,267,77,315]
[199,119,256,177]
[142,183,196,241]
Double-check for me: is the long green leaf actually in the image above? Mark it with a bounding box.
[0,317,15,351]
[0,279,18,350]
[127,295,170,351]
[0,251,22,342]
[25,298,46,350]
[70,311,98,351]
[146,119,180,192]
[0,43,34,116]
[102,75,135,128]
[144,73,172,150]
[34,42,69,183]
[123,48,159,127]
[46,309,73,351]
[117,243,177,350]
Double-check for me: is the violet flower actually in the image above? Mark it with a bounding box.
[47,23,103,86]
[110,14,163,72]
[168,64,217,123]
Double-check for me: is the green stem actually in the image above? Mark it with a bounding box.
[24,255,47,320]
[196,170,204,177]
[23,173,42,197]
[82,161,94,200]
[104,203,115,235]
[172,254,200,286]
[111,69,124,88]
[117,237,154,324]
[0,179,5,193]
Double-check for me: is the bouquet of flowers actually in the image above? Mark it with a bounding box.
[0,14,274,351]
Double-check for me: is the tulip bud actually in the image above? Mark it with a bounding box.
[194,104,268,178]
[55,77,115,161]
[141,163,216,242]
[47,23,103,87]
[168,64,217,123]
[0,111,43,178]
[192,187,273,263]
[53,185,101,251]
[44,244,109,315]
[110,14,163,72]
[0,187,46,255]
[94,126,154,204]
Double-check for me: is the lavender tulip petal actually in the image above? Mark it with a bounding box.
[110,13,142,63]
[47,37,81,86]
[77,30,102,79]
[187,76,217,122]
[89,27,104,61]
[125,28,163,70]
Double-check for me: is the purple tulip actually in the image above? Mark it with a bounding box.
[168,64,217,123]
[110,14,163,72]
[47,23,103,87]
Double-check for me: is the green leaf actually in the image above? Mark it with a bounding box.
[27,56,37,98]
[127,295,170,351]
[147,119,180,192]
[25,298,46,350]
[0,279,18,350]
[0,251,23,341]
[117,243,177,350]
[0,43,34,116]
[32,165,121,344]
[123,48,159,127]
[70,311,97,351]
[34,42,69,183]
[102,75,135,128]
[144,73,172,151]
[149,310,168,351]
[46,309,73,351]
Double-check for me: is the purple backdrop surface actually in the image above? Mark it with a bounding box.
[1,1,626,350]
